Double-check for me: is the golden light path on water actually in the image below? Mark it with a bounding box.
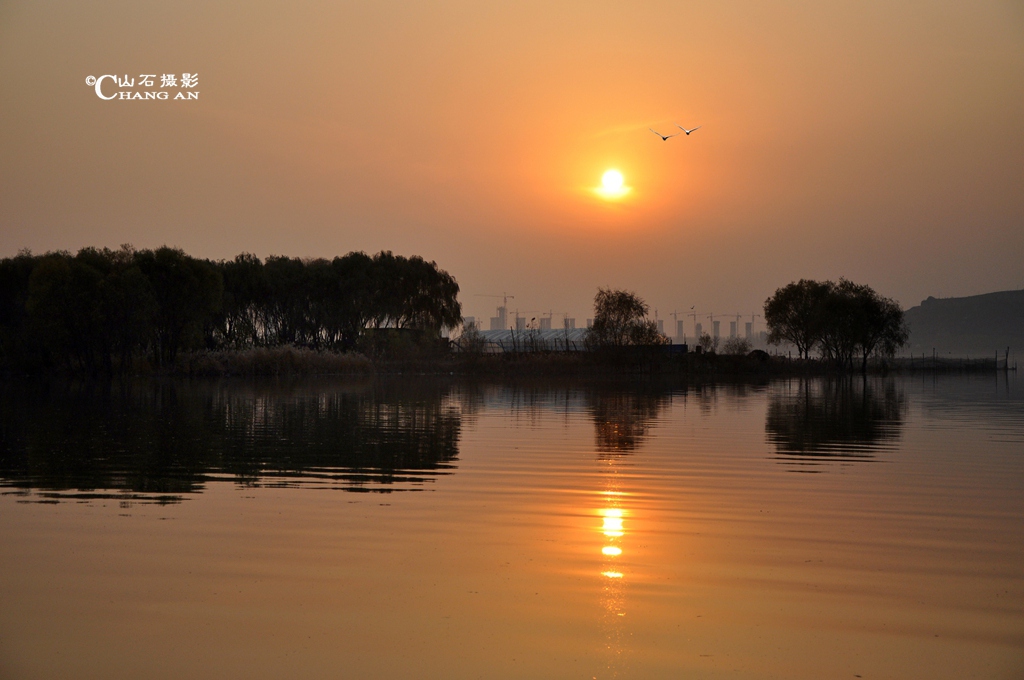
[596,465,631,675]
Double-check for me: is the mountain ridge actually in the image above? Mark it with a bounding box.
[903,289,1024,358]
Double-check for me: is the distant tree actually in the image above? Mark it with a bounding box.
[455,319,487,354]
[697,331,717,353]
[722,336,751,355]
[764,279,832,359]
[586,288,668,348]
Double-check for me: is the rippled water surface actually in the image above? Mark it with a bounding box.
[1,374,1021,679]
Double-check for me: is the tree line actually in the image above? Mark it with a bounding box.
[0,246,461,373]
[764,279,908,371]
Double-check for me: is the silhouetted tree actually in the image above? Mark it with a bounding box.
[0,246,461,373]
[764,279,831,359]
[586,288,668,348]
[722,336,751,355]
[766,278,908,370]
[368,251,461,333]
[844,280,909,372]
[77,247,157,372]
[327,252,375,349]
[218,253,269,348]
[0,251,42,369]
[697,331,717,353]
[135,247,223,366]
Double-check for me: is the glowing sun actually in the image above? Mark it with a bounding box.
[594,168,630,200]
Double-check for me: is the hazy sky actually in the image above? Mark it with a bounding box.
[1,0,1022,329]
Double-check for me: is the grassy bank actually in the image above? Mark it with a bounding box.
[174,346,373,377]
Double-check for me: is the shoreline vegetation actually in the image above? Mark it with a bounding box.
[0,246,1014,380]
[3,339,1007,380]
[169,345,1004,379]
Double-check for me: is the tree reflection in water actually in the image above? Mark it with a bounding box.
[0,379,462,503]
[589,389,671,456]
[766,377,906,469]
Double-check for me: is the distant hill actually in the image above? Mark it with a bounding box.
[903,289,1024,358]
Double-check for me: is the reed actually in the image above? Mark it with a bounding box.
[175,346,373,377]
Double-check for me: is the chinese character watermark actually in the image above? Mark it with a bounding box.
[84,73,200,101]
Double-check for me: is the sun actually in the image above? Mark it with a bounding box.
[602,169,624,191]
[594,168,631,200]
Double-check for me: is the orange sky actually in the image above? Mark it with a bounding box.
[1,0,1022,328]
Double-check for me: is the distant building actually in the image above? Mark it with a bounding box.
[564,317,576,330]
[515,316,527,331]
[676,320,685,343]
[695,322,703,338]
[539,317,552,331]
[463,316,476,329]
[713,320,720,339]
[657,319,664,334]
[489,305,507,331]
[587,318,594,328]
[745,322,752,340]
[729,321,737,338]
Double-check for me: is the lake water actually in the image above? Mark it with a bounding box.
[1,374,1021,679]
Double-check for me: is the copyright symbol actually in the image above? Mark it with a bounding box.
[85,76,97,86]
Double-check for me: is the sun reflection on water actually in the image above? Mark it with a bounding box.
[596,476,630,674]
[601,509,624,537]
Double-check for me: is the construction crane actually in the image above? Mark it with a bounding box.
[473,292,514,308]
[473,293,514,330]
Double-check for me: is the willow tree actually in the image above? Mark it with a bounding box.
[586,288,667,348]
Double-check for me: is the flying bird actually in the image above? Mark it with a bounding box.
[650,128,679,141]
[676,124,702,136]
